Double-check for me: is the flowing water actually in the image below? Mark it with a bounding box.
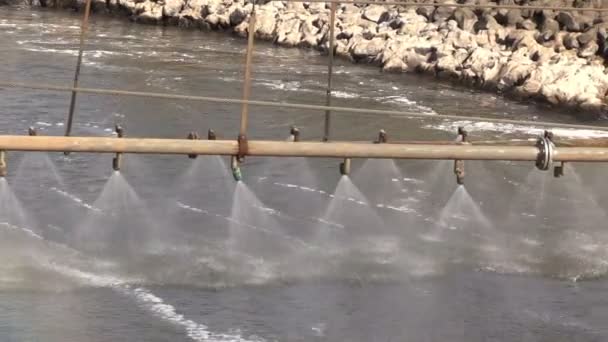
[2,6,608,341]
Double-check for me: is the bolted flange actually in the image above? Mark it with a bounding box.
[536,131,554,171]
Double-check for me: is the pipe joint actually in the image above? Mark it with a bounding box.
[237,134,248,162]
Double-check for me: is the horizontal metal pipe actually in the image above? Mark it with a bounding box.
[0,136,239,155]
[0,136,607,162]
[553,147,608,162]
[247,141,541,160]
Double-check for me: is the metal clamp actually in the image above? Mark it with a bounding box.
[208,129,216,140]
[237,134,248,162]
[536,131,554,171]
[186,131,199,159]
[375,129,387,144]
[112,124,124,171]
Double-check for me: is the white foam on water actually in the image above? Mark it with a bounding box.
[333,91,358,99]
[271,182,421,217]
[50,187,102,212]
[425,120,608,139]
[21,46,78,56]
[177,201,313,250]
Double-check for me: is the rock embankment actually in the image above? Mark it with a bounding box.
[32,0,608,117]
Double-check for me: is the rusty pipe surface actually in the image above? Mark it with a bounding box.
[1,136,608,162]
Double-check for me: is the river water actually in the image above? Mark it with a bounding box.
[2,6,608,342]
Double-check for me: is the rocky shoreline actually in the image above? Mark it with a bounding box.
[17,0,608,118]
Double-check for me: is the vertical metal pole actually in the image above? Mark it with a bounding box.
[240,0,257,138]
[65,0,93,138]
[323,1,337,142]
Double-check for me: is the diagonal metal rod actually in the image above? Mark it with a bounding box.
[65,0,93,137]
[3,81,608,132]
[323,1,337,142]
[240,0,257,137]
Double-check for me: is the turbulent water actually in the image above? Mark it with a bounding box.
[2,6,608,341]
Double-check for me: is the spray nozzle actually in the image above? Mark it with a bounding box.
[113,125,124,171]
[554,161,565,178]
[208,129,216,140]
[454,159,465,185]
[28,127,38,136]
[231,156,243,181]
[339,158,351,176]
[0,151,6,177]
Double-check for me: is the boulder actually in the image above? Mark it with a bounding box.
[162,0,183,19]
[517,19,537,31]
[275,17,301,46]
[452,8,477,32]
[578,40,599,58]
[351,37,385,62]
[229,5,250,26]
[362,5,390,24]
[432,1,456,23]
[255,9,277,40]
